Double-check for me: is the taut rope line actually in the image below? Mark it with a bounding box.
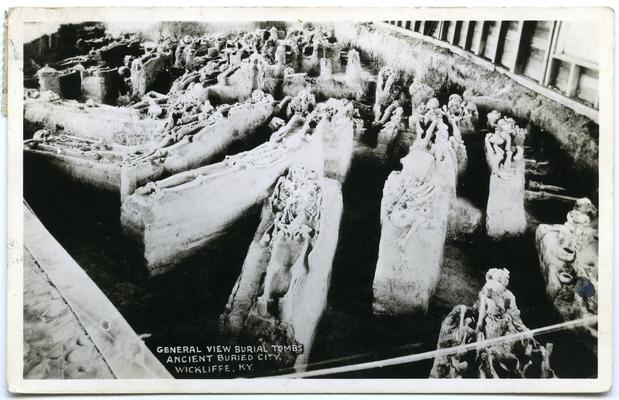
[273,316,597,378]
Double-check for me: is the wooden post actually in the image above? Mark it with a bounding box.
[420,21,426,35]
[463,21,473,50]
[450,21,460,45]
[492,21,507,64]
[511,20,526,74]
[542,21,560,86]
[476,21,489,56]
[566,63,581,97]
[438,21,446,40]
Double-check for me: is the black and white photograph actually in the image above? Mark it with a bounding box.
[5,6,614,394]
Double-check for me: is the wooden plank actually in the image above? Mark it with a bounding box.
[566,63,581,97]
[499,21,520,68]
[476,21,489,56]
[493,21,506,64]
[463,21,474,50]
[457,21,468,48]
[543,21,561,86]
[450,21,460,44]
[552,59,571,92]
[577,68,599,105]
[505,64,597,122]
[523,47,547,82]
[530,35,550,49]
[542,57,557,86]
[444,21,454,43]
[539,21,557,84]
[552,52,599,71]
[430,21,441,38]
[438,21,446,41]
[481,21,500,61]
[511,21,526,73]
[23,204,172,379]
[504,25,522,41]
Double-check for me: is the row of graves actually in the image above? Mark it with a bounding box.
[23,23,598,377]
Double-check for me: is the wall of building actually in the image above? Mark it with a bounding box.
[387,20,599,116]
[334,22,599,175]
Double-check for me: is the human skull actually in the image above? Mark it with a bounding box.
[426,97,440,110]
[448,93,463,106]
[485,268,510,288]
[487,110,502,128]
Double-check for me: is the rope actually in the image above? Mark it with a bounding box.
[275,316,597,378]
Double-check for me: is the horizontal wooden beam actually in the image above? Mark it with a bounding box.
[552,52,599,71]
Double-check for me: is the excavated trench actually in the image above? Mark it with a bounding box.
[23,43,598,379]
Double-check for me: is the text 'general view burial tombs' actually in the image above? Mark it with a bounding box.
[22,20,599,379]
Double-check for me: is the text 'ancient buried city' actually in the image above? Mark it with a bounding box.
[156,345,305,375]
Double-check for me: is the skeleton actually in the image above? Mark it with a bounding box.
[408,80,435,128]
[484,118,527,239]
[485,115,527,176]
[256,165,323,317]
[31,129,54,143]
[430,268,556,378]
[407,96,467,178]
[487,110,502,129]
[536,198,598,328]
[286,90,316,118]
[376,105,404,155]
[445,94,479,133]
[373,66,401,124]
[126,90,275,172]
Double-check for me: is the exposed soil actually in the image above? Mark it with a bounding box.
[23,37,598,379]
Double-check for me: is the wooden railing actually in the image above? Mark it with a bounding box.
[384,21,599,122]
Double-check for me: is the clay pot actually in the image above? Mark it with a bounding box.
[557,246,576,262]
[558,271,574,284]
